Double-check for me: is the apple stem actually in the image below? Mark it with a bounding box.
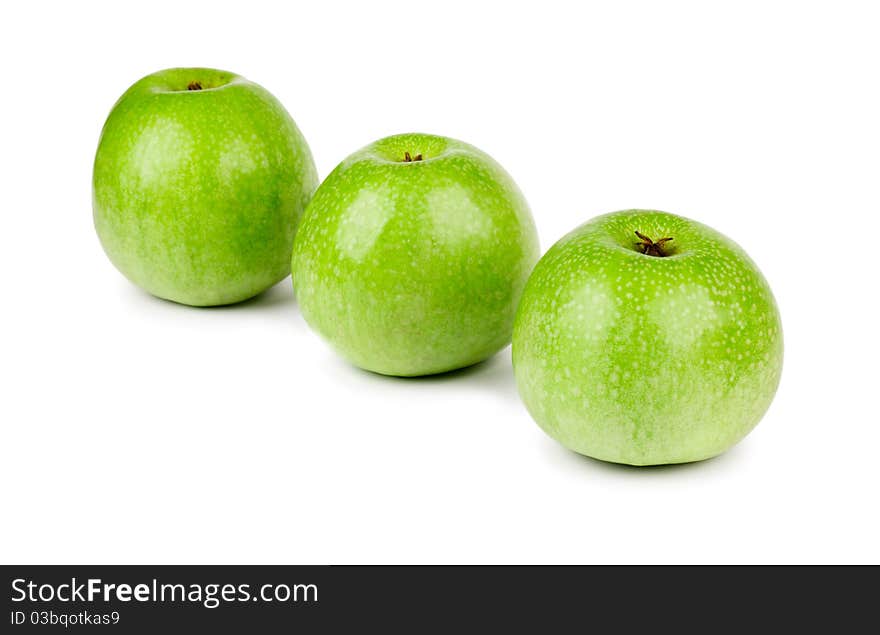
[403,151,423,162]
[634,231,674,257]
[187,81,203,91]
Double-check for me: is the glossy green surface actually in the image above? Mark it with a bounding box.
[292,133,540,376]
[93,68,318,306]
[513,210,783,465]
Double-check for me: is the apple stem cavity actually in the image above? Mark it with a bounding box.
[403,151,423,162]
[187,81,203,91]
[634,231,674,257]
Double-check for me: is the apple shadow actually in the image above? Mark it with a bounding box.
[126,277,297,313]
[545,437,746,477]
[201,279,296,312]
[346,347,520,399]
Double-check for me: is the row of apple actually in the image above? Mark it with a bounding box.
[93,68,783,466]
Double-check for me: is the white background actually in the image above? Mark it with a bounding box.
[2,1,878,564]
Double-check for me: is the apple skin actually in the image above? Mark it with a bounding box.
[512,210,783,465]
[93,68,318,306]
[292,133,540,376]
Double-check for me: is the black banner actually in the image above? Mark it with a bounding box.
[0,565,872,631]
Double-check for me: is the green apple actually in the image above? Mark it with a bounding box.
[93,67,318,306]
[513,210,783,465]
[292,133,540,376]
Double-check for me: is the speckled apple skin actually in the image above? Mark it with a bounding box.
[292,133,540,377]
[93,68,318,306]
[512,210,783,465]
